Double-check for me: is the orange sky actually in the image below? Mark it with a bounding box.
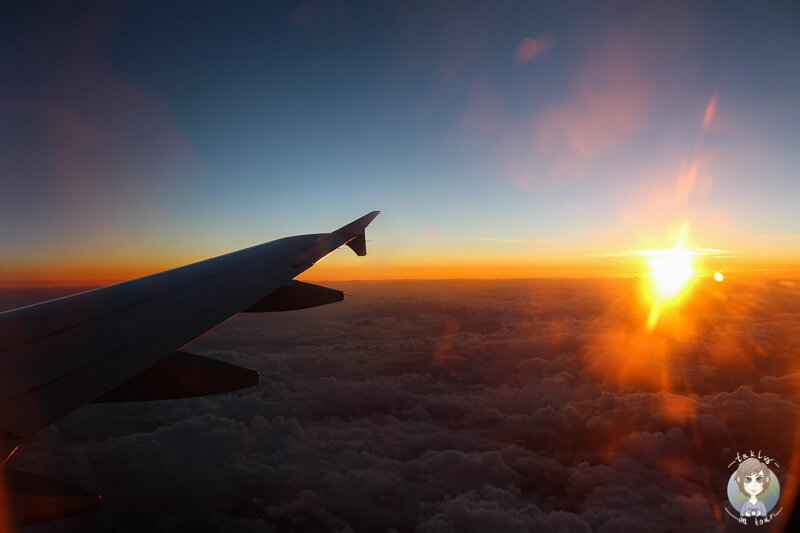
[2,249,797,289]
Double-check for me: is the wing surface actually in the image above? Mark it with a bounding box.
[0,211,379,441]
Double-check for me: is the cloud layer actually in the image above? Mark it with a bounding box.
[9,278,800,532]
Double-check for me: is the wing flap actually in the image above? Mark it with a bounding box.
[244,281,344,312]
[93,351,259,402]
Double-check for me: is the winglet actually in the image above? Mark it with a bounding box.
[334,211,380,256]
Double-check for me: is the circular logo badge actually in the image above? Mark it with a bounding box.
[727,465,780,518]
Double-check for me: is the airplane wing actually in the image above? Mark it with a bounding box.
[0,211,379,525]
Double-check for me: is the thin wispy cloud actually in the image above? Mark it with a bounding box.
[589,252,627,258]
[702,92,719,131]
[623,247,729,256]
[513,33,557,65]
[478,238,560,244]
[692,247,729,255]
[478,238,528,243]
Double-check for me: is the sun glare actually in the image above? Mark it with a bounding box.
[631,241,700,331]
[647,247,695,300]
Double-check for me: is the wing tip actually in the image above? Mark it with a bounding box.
[334,211,380,237]
[334,211,380,256]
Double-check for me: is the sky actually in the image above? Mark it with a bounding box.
[1,0,800,283]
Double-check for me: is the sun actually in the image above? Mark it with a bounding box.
[631,242,699,331]
[647,246,695,300]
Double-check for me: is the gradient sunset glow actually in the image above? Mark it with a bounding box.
[2,2,798,286]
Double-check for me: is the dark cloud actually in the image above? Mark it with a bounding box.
[6,278,800,531]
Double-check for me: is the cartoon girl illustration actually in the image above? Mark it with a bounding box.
[735,457,770,517]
